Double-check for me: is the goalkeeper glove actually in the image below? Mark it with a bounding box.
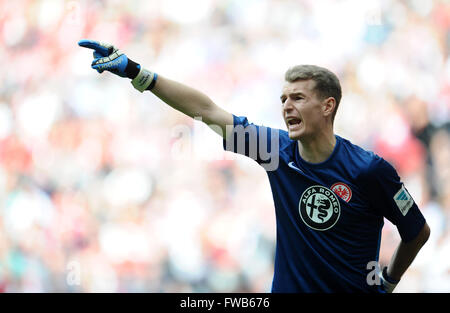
[379,266,400,293]
[77,39,157,92]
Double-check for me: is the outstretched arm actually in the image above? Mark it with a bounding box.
[150,75,233,138]
[78,39,233,138]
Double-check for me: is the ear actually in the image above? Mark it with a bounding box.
[322,97,336,118]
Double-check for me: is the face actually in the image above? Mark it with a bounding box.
[280,79,333,140]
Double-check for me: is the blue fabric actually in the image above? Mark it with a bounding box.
[223,115,426,293]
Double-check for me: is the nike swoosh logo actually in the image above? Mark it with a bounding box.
[288,161,304,174]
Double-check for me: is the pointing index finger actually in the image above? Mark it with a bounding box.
[78,39,112,56]
[78,39,100,49]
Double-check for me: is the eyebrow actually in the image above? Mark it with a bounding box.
[280,92,307,100]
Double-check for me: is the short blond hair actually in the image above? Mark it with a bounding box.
[285,65,342,121]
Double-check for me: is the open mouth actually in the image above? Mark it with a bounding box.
[287,118,302,130]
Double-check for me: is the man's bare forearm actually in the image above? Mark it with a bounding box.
[387,222,430,281]
[151,75,214,119]
[150,75,233,137]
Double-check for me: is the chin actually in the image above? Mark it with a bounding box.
[288,131,303,140]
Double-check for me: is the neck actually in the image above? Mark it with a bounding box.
[298,129,336,164]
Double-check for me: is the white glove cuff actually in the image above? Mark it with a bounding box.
[131,68,155,92]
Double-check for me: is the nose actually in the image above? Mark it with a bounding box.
[282,98,295,113]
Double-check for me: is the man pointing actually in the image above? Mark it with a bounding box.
[78,39,430,293]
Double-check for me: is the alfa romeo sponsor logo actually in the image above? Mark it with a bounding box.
[299,185,340,231]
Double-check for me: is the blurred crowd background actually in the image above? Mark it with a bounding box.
[0,0,449,292]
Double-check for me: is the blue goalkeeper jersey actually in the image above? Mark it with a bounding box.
[223,115,426,293]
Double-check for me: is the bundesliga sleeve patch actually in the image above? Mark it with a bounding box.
[393,185,414,216]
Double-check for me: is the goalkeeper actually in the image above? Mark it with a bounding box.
[78,39,430,293]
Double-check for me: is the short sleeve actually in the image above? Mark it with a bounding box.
[364,157,426,242]
[223,115,280,171]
